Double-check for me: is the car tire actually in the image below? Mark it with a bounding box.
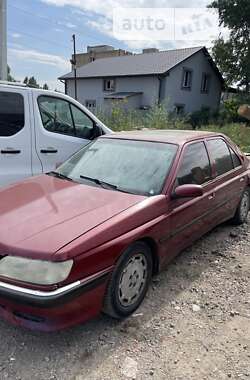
[103,242,153,319]
[232,189,250,225]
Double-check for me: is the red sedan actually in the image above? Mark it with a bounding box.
[0,130,249,331]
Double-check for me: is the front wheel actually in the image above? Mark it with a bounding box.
[103,242,153,319]
[232,189,250,225]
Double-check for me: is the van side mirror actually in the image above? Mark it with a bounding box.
[92,123,103,139]
[173,184,203,199]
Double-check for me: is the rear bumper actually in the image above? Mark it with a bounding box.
[0,267,112,331]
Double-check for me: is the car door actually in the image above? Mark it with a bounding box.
[205,138,246,223]
[33,93,98,174]
[165,140,217,256]
[0,88,32,186]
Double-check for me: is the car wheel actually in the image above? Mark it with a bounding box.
[232,189,250,225]
[103,242,153,319]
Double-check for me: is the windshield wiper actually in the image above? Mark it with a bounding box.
[48,171,73,182]
[80,175,136,194]
[80,175,118,190]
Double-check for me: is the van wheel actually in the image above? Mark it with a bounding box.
[103,242,152,319]
[232,189,249,225]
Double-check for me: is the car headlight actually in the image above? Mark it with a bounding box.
[0,256,73,285]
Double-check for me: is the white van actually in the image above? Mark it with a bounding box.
[0,82,111,186]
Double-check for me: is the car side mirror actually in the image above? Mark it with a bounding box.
[173,184,203,199]
[92,123,103,139]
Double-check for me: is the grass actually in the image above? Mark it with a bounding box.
[201,124,250,152]
[95,105,250,152]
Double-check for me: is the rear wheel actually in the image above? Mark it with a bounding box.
[103,242,153,319]
[232,189,249,225]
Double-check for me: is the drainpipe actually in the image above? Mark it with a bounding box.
[157,73,169,105]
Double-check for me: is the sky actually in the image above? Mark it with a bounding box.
[7,0,223,91]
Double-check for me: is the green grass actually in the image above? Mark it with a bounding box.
[95,105,250,152]
[201,124,250,152]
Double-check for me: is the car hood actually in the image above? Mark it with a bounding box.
[0,175,144,260]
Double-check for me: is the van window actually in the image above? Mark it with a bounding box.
[38,96,94,139]
[38,96,75,136]
[176,142,211,186]
[207,139,234,176]
[70,104,94,139]
[0,92,25,136]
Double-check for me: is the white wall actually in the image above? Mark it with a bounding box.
[164,50,222,113]
[66,75,159,110]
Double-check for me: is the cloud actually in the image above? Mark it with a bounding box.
[9,48,70,71]
[11,33,21,39]
[41,0,222,51]
[41,0,212,19]
[58,20,77,28]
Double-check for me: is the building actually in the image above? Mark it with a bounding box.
[72,45,132,69]
[60,46,224,114]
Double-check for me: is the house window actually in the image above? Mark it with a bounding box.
[201,73,210,93]
[174,104,185,115]
[182,68,193,90]
[85,100,96,110]
[103,78,115,91]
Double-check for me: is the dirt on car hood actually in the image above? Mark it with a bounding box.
[0,175,144,260]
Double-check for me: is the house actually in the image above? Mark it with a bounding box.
[59,46,224,114]
[72,45,132,69]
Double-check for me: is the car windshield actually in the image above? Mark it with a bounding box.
[55,138,178,196]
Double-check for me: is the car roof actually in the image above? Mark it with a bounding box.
[101,129,223,145]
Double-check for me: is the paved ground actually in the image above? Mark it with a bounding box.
[0,220,249,380]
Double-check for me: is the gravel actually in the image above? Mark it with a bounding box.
[0,220,249,380]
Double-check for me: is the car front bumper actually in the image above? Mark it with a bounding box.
[0,267,112,331]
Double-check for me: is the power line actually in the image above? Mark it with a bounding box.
[8,2,104,46]
[9,26,71,50]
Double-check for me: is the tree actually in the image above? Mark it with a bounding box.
[7,66,15,82]
[23,76,29,85]
[209,0,250,92]
[43,83,49,90]
[27,76,39,88]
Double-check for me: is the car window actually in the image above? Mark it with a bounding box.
[57,139,178,196]
[176,142,211,186]
[38,96,75,136]
[229,147,242,168]
[207,139,234,176]
[70,104,94,139]
[0,91,24,136]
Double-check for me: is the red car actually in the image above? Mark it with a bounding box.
[0,130,249,331]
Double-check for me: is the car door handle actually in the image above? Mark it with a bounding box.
[239,177,245,182]
[208,193,215,200]
[1,149,21,154]
[40,148,58,154]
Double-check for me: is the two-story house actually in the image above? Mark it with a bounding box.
[59,46,224,114]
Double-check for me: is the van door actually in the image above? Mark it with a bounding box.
[0,89,32,186]
[33,93,99,173]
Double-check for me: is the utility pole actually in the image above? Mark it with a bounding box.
[0,0,7,81]
[71,34,77,100]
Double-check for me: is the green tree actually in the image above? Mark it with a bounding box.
[27,76,39,88]
[43,83,49,90]
[7,66,15,82]
[209,0,250,92]
[23,76,29,85]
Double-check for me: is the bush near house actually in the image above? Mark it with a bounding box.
[95,101,250,152]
